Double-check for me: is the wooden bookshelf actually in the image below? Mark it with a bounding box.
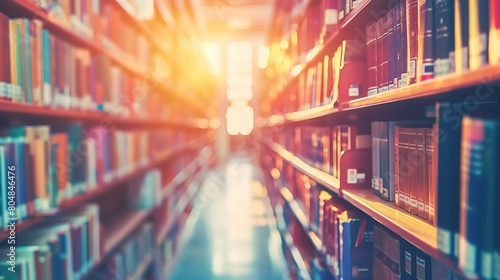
[266,140,340,194]
[104,210,152,255]
[280,187,324,254]
[156,167,206,245]
[272,203,312,280]
[266,138,470,279]
[341,189,469,278]
[0,137,208,241]
[286,104,339,124]
[0,101,210,129]
[0,0,208,115]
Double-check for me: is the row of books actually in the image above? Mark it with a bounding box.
[371,121,436,225]
[372,224,467,280]
[0,123,191,229]
[22,0,160,66]
[292,125,370,179]
[0,204,101,280]
[91,222,154,280]
[265,162,470,280]
[0,13,171,118]
[435,103,500,279]
[266,0,500,113]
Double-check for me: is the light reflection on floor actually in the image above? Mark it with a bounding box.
[168,155,288,280]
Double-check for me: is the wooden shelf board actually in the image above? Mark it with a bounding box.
[0,0,208,116]
[340,188,469,278]
[285,104,339,123]
[104,210,152,255]
[0,100,209,129]
[129,254,152,280]
[266,141,340,194]
[272,204,312,280]
[0,137,207,240]
[280,187,324,254]
[268,0,372,106]
[343,64,500,110]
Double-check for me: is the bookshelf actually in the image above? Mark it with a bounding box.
[0,0,215,279]
[261,0,500,278]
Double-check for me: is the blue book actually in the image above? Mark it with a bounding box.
[338,212,373,280]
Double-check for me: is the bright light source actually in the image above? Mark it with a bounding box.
[201,41,221,75]
[231,99,248,107]
[280,40,289,50]
[226,105,254,135]
[258,44,270,69]
[227,87,253,101]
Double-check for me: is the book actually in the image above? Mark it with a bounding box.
[366,22,378,96]
[377,14,389,93]
[436,103,463,260]
[459,117,499,279]
[490,0,500,65]
[406,0,419,84]
[417,0,434,82]
[454,0,469,73]
[434,0,454,77]
[338,212,373,280]
[468,0,489,70]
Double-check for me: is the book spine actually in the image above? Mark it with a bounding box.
[395,125,401,207]
[418,0,434,82]
[380,122,390,200]
[387,8,395,91]
[436,103,462,260]
[372,122,381,195]
[394,2,401,88]
[406,0,418,85]
[400,0,408,87]
[379,14,389,93]
[416,128,426,218]
[490,0,500,64]
[458,117,483,279]
[434,0,455,77]
[454,0,469,73]
[468,0,489,70]
[409,128,418,214]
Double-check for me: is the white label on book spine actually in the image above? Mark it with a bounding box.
[494,252,500,279]
[482,251,494,279]
[0,82,6,98]
[372,178,380,190]
[410,198,418,208]
[347,169,357,184]
[400,73,408,87]
[324,9,338,25]
[434,58,450,77]
[409,59,416,78]
[417,202,424,211]
[462,47,469,71]
[429,206,435,217]
[424,204,429,214]
[348,86,359,96]
[398,193,405,203]
[437,228,451,255]
[367,87,378,96]
[460,239,478,278]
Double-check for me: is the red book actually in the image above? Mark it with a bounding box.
[377,14,388,93]
[406,0,418,85]
[366,22,378,96]
[338,40,367,104]
[490,0,500,64]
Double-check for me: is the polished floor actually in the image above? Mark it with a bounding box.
[168,156,288,280]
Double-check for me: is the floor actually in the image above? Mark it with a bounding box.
[168,155,288,280]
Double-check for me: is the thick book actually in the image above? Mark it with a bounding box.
[454,0,469,73]
[406,0,418,84]
[377,14,389,93]
[417,0,434,82]
[426,126,436,224]
[468,0,489,70]
[394,2,402,88]
[366,22,378,96]
[401,239,416,280]
[434,0,454,77]
[400,0,409,87]
[387,7,395,91]
[459,117,498,279]
[490,0,500,65]
[436,103,462,260]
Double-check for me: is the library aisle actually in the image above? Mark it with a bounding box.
[168,155,288,280]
